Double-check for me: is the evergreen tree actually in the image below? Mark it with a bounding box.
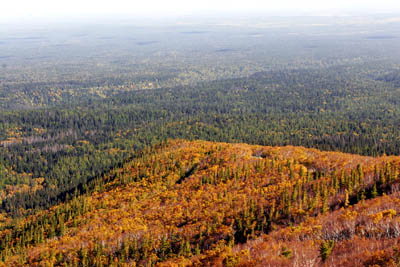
[320,240,335,262]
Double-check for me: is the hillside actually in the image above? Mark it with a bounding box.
[1,139,400,266]
[4,63,400,222]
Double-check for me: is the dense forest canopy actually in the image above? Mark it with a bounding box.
[1,15,400,265]
[2,139,400,266]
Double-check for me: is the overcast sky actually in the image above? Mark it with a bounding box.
[2,0,400,21]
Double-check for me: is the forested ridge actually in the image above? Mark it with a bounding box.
[2,17,400,266]
[2,140,400,266]
[2,65,400,219]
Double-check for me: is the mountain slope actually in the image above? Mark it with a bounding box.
[1,139,400,266]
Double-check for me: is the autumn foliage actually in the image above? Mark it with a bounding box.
[1,139,400,266]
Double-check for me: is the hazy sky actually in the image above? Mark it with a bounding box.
[2,0,400,21]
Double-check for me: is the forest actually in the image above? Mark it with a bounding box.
[2,140,400,266]
[1,15,400,266]
[2,65,400,218]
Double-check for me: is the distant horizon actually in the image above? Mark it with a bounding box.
[2,0,400,24]
[2,11,400,28]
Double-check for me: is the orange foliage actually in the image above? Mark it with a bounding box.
[2,139,400,266]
